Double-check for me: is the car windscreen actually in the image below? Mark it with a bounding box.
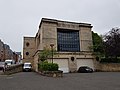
[5,61,12,64]
[24,64,31,67]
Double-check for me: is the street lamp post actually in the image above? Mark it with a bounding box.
[50,44,54,63]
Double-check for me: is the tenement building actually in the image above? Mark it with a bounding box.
[0,39,21,63]
[23,18,96,73]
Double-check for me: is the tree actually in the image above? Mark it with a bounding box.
[103,27,120,59]
[92,31,104,57]
[38,47,56,62]
[38,47,58,71]
[38,48,52,62]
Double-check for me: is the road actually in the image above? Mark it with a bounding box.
[0,72,120,90]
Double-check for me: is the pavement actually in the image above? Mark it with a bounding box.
[0,70,3,74]
[0,72,120,90]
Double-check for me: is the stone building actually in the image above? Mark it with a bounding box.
[23,18,96,73]
[0,39,4,61]
[0,39,20,62]
[16,52,22,63]
[4,44,13,60]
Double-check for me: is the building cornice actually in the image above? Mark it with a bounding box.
[38,18,93,29]
[33,49,93,57]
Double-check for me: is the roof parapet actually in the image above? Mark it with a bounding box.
[39,18,93,29]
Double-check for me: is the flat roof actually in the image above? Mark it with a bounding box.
[39,18,92,28]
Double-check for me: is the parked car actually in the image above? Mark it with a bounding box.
[5,59,15,66]
[0,62,5,70]
[77,66,93,73]
[23,62,32,72]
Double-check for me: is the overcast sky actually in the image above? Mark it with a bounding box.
[0,0,120,52]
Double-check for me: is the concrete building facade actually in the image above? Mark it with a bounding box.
[23,18,96,73]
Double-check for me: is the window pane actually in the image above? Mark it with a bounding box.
[57,29,80,52]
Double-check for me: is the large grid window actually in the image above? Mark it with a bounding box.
[57,29,80,52]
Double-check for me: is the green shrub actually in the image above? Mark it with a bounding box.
[38,61,59,71]
[100,58,120,63]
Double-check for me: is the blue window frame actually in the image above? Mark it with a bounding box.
[57,29,80,52]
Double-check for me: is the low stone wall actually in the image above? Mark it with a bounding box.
[4,64,23,75]
[97,63,120,72]
[38,70,63,77]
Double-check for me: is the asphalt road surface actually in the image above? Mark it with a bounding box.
[0,72,120,90]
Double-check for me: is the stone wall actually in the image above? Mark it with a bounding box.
[4,64,23,75]
[97,63,120,72]
[38,70,63,77]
